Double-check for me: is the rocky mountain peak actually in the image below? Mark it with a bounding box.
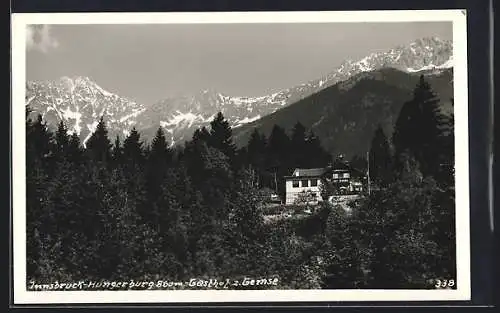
[25,36,453,148]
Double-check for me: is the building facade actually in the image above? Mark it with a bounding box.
[284,168,325,205]
[330,168,364,194]
[284,162,366,205]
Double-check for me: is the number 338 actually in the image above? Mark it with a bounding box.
[435,279,455,288]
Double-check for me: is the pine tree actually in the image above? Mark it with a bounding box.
[247,128,267,163]
[208,112,236,159]
[111,135,122,165]
[267,125,291,161]
[290,122,307,167]
[192,126,211,144]
[182,140,234,221]
[67,132,84,164]
[266,125,291,197]
[86,117,112,164]
[182,135,208,187]
[291,122,306,142]
[122,127,144,166]
[27,114,53,164]
[149,127,172,166]
[369,126,393,187]
[200,144,233,216]
[145,127,173,221]
[246,128,267,187]
[392,75,446,178]
[54,120,70,158]
[304,130,331,168]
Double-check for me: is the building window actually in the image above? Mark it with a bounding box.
[343,173,350,178]
[311,179,318,187]
[301,179,309,187]
[292,180,299,188]
[333,173,339,179]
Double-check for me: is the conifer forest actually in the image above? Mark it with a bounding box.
[26,75,456,290]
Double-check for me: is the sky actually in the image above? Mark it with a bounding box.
[26,22,452,105]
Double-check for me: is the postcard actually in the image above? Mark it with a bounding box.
[11,9,470,304]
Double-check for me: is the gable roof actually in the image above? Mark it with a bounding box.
[285,168,326,179]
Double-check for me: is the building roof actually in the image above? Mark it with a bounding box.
[284,168,326,179]
[284,162,368,180]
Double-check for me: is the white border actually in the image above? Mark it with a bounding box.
[12,10,470,304]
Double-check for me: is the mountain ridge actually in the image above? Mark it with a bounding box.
[25,36,453,148]
[232,66,454,158]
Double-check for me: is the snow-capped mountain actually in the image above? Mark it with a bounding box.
[25,36,453,146]
[135,89,289,145]
[232,67,454,158]
[269,36,452,102]
[26,76,145,146]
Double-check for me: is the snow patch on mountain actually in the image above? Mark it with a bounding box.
[119,108,146,123]
[62,107,82,135]
[232,96,268,106]
[437,56,454,69]
[83,121,99,147]
[407,56,453,72]
[233,115,261,128]
[162,111,212,128]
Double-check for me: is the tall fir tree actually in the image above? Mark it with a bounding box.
[369,126,393,187]
[146,127,173,216]
[192,126,211,144]
[67,132,84,164]
[304,130,331,168]
[290,122,308,167]
[247,128,267,164]
[245,128,268,187]
[111,135,122,166]
[182,131,210,187]
[266,125,291,197]
[27,114,53,164]
[54,120,70,159]
[149,127,172,166]
[392,75,446,178]
[86,117,112,164]
[208,112,236,159]
[122,127,145,168]
[267,124,291,161]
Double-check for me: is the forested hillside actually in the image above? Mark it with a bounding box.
[26,75,455,290]
[233,68,453,159]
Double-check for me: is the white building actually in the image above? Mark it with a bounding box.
[284,164,366,205]
[284,168,326,205]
